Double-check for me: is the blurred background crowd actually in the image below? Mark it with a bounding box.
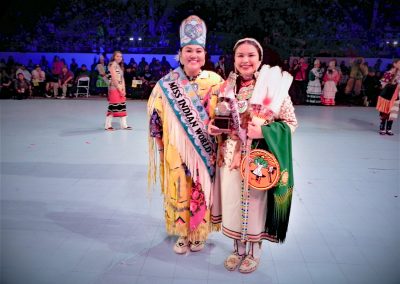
[0,0,398,104]
[1,0,399,57]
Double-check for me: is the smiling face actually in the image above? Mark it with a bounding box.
[114,52,123,64]
[180,45,205,76]
[234,42,261,80]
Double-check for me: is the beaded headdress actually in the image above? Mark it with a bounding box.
[179,15,207,48]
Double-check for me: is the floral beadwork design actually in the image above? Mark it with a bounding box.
[190,179,205,216]
[149,110,163,138]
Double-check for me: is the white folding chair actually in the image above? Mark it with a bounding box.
[75,77,90,98]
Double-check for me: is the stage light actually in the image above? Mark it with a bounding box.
[129,37,134,41]
[394,41,398,46]
[138,37,142,41]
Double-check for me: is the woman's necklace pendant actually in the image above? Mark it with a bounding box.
[237,100,248,113]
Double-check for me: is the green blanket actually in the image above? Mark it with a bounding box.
[261,121,294,243]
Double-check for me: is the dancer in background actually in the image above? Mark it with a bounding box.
[321,60,340,106]
[104,51,132,131]
[376,59,400,135]
[306,59,323,104]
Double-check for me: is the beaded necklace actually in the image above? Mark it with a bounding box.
[184,70,202,82]
[236,78,255,101]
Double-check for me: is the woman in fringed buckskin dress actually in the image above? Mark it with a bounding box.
[147,15,223,254]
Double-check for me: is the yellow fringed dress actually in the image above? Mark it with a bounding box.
[148,70,223,242]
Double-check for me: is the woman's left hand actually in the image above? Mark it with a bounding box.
[247,122,264,139]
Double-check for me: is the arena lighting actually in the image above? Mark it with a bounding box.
[138,37,142,41]
[394,41,398,46]
[386,41,390,44]
[129,37,134,41]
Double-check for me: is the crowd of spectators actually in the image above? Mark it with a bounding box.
[0,53,394,107]
[0,53,177,100]
[1,0,397,58]
[0,1,189,54]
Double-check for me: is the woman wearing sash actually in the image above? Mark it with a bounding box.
[209,38,298,273]
[376,59,400,135]
[105,51,132,131]
[147,15,223,254]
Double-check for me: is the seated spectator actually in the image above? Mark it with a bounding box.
[14,72,31,100]
[151,59,162,80]
[139,64,155,99]
[160,56,172,71]
[75,64,90,81]
[53,66,74,99]
[45,71,59,98]
[0,69,13,99]
[15,65,32,82]
[159,65,169,78]
[31,65,46,97]
[138,57,148,73]
[128,58,137,68]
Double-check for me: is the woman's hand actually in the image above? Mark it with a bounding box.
[207,120,223,136]
[247,122,264,139]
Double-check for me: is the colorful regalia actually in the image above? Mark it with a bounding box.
[148,67,223,242]
[376,68,399,135]
[321,68,340,106]
[211,65,298,243]
[376,70,399,120]
[107,61,127,117]
[306,66,323,104]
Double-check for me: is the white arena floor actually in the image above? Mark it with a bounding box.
[1,98,399,284]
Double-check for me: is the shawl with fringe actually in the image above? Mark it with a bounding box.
[148,67,217,208]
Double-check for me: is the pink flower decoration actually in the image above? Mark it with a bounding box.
[190,202,198,212]
[263,96,272,106]
[192,190,200,200]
